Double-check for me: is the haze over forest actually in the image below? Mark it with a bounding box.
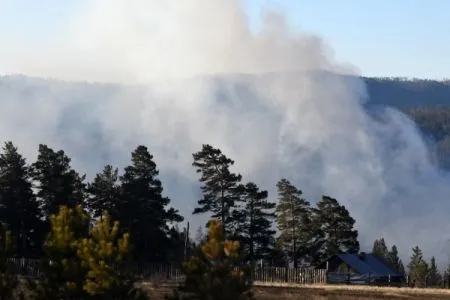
[1,0,450,268]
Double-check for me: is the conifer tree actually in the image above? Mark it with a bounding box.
[372,237,389,259]
[76,211,147,300]
[192,144,242,237]
[311,196,359,266]
[235,182,275,264]
[266,241,288,267]
[428,256,442,287]
[443,265,450,288]
[119,145,183,261]
[86,165,120,219]
[0,142,43,257]
[30,205,89,300]
[407,246,428,288]
[387,245,406,276]
[31,144,86,218]
[169,219,252,300]
[275,179,311,268]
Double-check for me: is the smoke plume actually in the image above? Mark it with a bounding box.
[0,0,449,265]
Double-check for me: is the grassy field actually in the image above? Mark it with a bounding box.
[141,282,450,300]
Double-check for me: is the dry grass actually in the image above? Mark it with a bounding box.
[254,281,450,295]
[139,281,450,300]
[253,282,450,299]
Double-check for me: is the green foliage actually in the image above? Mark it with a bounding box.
[386,245,406,277]
[76,211,147,300]
[427,256,442,287]
[407,246,428,288]
[311,196,359,266]
[31,205,90,300]
[192,144,242,237]
[234,182,276,264]
[30,205,148,300]
[275,179,311,268]
[372,238,389,260]
[170,219,252,300]
[86,165,121,219]
[118,145,183,261]
[31,144,86,217]
[0,142,43,257]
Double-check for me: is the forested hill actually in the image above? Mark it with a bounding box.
[1,75,450,167]
[362,77,450,168]
[364,77,450,107]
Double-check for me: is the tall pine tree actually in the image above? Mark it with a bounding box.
[119,145,183,261]
[387,245,406,276]
[235,182,276,265]
[31,144,86,218]
[428,256,442,287]
[275,179,311,268]
[86,165,120,219]
[372,237,389,259]
[0,142,43,257]
[311,196,359,266]
[408,246,428,288]
[192,144,242,237]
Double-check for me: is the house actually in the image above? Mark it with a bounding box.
[320,252,404,285]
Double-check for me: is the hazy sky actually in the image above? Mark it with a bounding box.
[0,0,448,79]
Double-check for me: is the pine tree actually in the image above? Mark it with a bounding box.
[443,265,450,288]
[192,144,242,237]
[428,256,442,287]
[76,211,147,300]
[169,219,253,300]
[275,179,311,268]
[311,196,359,266]
[0,142,43,257]
[31,144,86,218]
[372,237,389,259]
[31,205,90,300]
[407,246,428,288]
[236,182,275,265]
[266,240,288,267]
[387,245,406,276]
[166,224,193,263]
[86,165,120,219]
[119,145,183,261]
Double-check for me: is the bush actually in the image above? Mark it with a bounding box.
[169,219,253,300]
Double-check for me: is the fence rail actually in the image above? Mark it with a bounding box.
[5,258,326,285]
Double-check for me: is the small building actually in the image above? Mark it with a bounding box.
[321,252,404,285]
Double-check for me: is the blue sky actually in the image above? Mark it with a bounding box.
[0,0,449,79]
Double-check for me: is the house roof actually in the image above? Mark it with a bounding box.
[335,253,402,277]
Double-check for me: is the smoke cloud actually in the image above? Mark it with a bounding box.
[0,0,449,266]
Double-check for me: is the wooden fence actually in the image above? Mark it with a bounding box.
[252,266,327,284]
[5,258,326,285]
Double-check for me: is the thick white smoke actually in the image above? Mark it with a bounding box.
[0,0,449,266]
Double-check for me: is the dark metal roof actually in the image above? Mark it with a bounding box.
[336,253,402,277]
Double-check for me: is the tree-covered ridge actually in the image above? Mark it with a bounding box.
[401,106,450,168]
